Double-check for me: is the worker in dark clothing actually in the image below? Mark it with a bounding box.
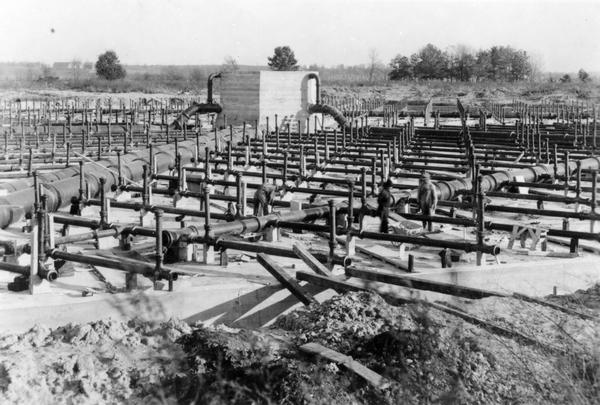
[253,184,276,216]
[167,164,179,193]
[377,179,393,233]
[417,172,438,231]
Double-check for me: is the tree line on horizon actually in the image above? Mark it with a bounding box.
[0,44,592,93]
[388,43,533,82]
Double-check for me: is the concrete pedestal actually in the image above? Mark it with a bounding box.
[140,211,153,227]
[178,242,196,262]
[346,233,356,256]
[96,236,119,250]
[203,244,215,264]
[264,226,279,242]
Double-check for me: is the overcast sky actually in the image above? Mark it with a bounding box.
[1,0,598,72]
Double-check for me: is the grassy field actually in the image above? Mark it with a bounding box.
[1,74,599,107]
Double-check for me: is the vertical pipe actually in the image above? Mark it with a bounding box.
[347,180,354,229]
[283,151,288,183]
[154,209,164,287]
[99,177,107,226]
[576,161,582,200]
[78,161,84,201]
[592,170,597,214]
[117,151,123,186]
[235,173,242,217]
[328,199,336,268]
[476,175,485,266]
[204,184,211,238]
[33,171,40,212]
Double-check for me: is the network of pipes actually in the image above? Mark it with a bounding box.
[1,70,600,402]
[1,73,598,292]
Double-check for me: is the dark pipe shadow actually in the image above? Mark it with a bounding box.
[184,282,329,328]
[184,284,283,325]
[231,283,328,328]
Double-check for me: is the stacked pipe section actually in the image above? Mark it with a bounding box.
[0,139,199,228]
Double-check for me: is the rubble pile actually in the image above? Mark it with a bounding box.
[0,319,191,405]
[0,289,598,404]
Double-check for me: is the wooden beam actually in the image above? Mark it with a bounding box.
[512,292,596,321]
[354,245,409,270]
[292,242,334,277]
[296,271,371,294]
[257,253,317,306]
[346,266,506,299]
[300,342,390,389]
[332,234,409,271]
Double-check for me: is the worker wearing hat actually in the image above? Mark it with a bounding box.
[253,183,276,216]
[418,172,437,231]
[377,179,394,233]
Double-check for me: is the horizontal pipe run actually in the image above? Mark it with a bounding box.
[54,228,120,245]
[214,239,350,267]
[352,230,500,255]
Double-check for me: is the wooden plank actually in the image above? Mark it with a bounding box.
[330,233,409,270]
[257,253,317,306]
[296,271,370,295]
[346,266,506,299]
[300,342,390,389]
[354,245,409,271]
[513,249,578,258]
[512,292,596,320]
[292,242,333,277]
[547,236,600,254]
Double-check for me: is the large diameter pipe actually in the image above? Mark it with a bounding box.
[308,103,348,129]
[162,205,331,247]
[0,139,201,229]
[395,156,600,203]
[0,261,58,281]
[173,103,222,129]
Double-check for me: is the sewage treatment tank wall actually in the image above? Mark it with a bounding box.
[219,70,318,130]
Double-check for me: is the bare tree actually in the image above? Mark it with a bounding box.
[368,48,379,84]
[223,55,239,73]
[527,52,544,82]
[71,59,82,82]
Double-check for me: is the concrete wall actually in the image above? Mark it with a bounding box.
[220,71,261,126]
[259,71,318,131]
[219,71,318,130]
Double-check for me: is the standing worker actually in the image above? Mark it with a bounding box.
[253,184,276,216]
[418,172,438,231]
[377,179,393,233]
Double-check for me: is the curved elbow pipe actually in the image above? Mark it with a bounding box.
[308,103,349,129]
[306,73,320,105]
[173,102,223,130]
[207,72,222,105]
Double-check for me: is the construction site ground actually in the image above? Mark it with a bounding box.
[0,165,599,403]
[0,97,598,403]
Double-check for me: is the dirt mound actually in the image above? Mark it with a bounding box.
[548,283,600,312]
[1,291,598,404]
[275,292,417,352]
[175,292,599,404]
[0,318,191,405]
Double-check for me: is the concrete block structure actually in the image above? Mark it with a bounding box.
[219,70,319,130]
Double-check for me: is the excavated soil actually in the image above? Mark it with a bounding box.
[1,287,599,404]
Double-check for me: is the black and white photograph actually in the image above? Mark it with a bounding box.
[0,0,599,403]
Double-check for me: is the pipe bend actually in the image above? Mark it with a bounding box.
[207,72,222,105]
[305,73,321,105]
